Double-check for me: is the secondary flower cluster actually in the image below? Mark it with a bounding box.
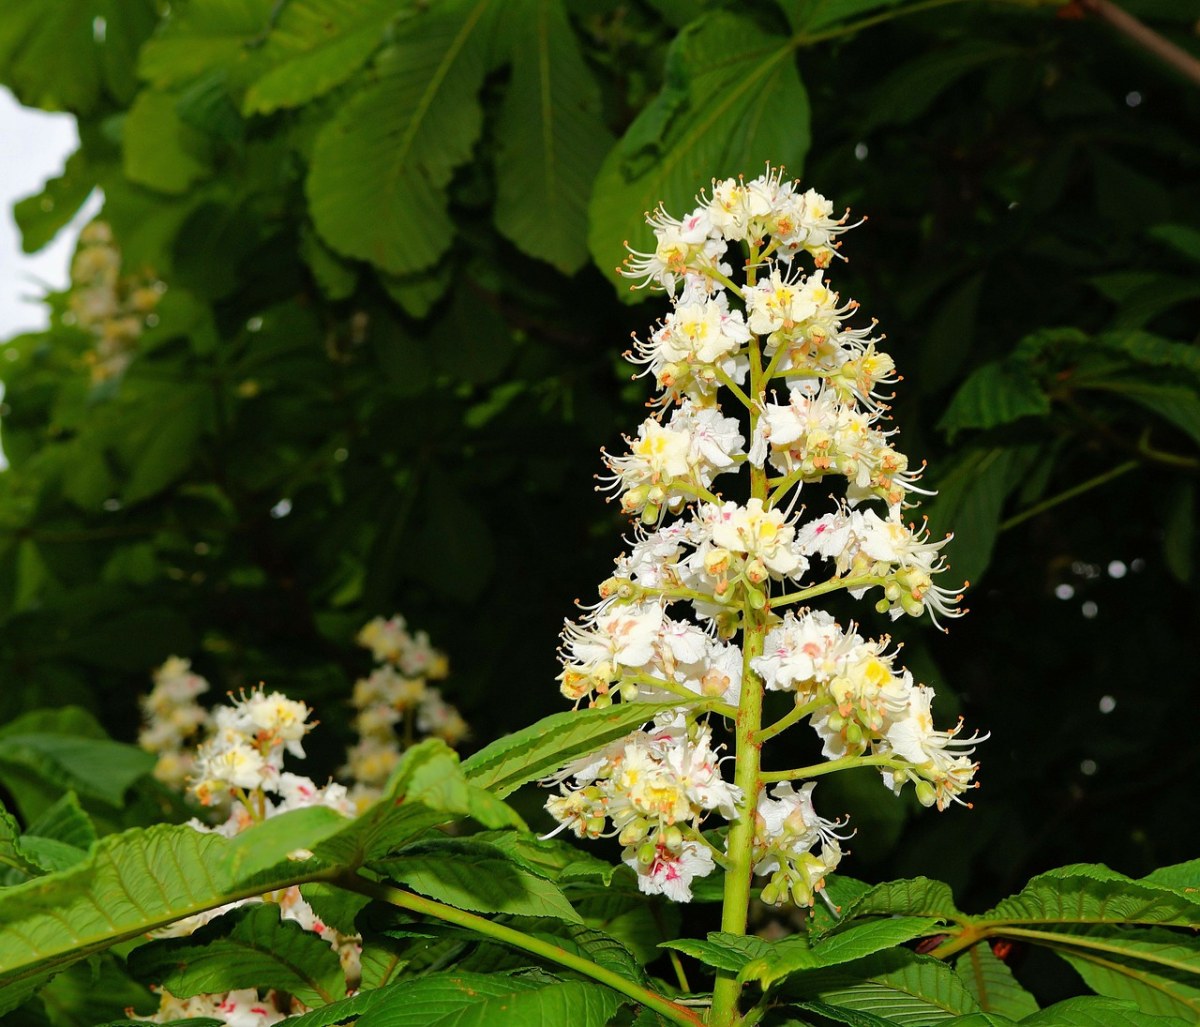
[545,167,980,905]
[67,220,164,383]
[133,690,359,1026]
[138,656,210,789]
[344,615,468,806]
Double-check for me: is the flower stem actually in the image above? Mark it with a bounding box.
[710,263,771,1027]
[760,751,905,783]
[334,872,707,1027]
[755,698,822,744]
[713,365,755,411]
[771,574,879,608]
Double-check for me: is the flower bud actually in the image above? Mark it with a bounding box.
[745,558,768,584]
[915,780,938,807]
[704,548,732,575]
[619,681,640,702]
[662,826,684,853]
[637,842,657,867]
[619,819,648,846]
[585,817,607,838]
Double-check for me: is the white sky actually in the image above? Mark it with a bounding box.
[1,86,100,338]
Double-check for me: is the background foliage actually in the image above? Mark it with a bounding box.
[1,0,1198,1009]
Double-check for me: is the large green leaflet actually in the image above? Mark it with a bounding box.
[306,0,497,276]
[492,0,615,274]
[587,11,811,296]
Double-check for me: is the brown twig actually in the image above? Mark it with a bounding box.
[1078,0,1200,88]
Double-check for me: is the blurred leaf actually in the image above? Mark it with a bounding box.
[137,0,272,90]
[1163,481,1195,584]
[865,41,1013,128]
[122,383,212,503]
[783,0,907,33]
[938,365,1049,440]
[0,730,152,808]
[918,273,983,396]
[306,0,497,275]
[493,0,615,274]
[588,12,809,294]
[122,91,212,195]
[13,150,95,255]
[1149,224,1200,264]
[242,0,402,115]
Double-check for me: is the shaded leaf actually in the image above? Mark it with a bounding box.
[661,932,773,974]
[588,12,809,295]
[129,904,345,1008]
[13,149,95,254]
[1020,995,1191,1026]
[372,840,582,923]
[494,0,615,273]
[839,877,962,922]
[122,91,212,195]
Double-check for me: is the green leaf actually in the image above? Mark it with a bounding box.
[739,918,942,988]
[1020,995,1192,1026]
[839,877,963,922]
[938,363,1050,439]
[372,839,582,923]
[984,864,1200,930]
[587,12,809,295]
[128,903,345,1008]
[13,149,95,254]
[572,872,681,965]
[1044,925,1200,1021]
[353,970,622,1027]
[122,90,212,195]
[1078,380,1200,449]
[242,0,402,115]
[122,383,212,503]
[307,0,497,275]
[0,732,153,807]
[1149,224,1200,264]
[1163,481,1195,584]
[389,738,524,830]
[1143,860,1200,896]
[300,225,358,300]
[493,0,615,274]
[462,701,685,798]
[782,949,981,1024]
[784,0,907,33]
[270,982,408,1027]
[138,0,273,89]
[923,446,1018,587]
[661,932,773,974]
[865,41,1014,129]
[955,945,1038,1020]
[467,830,615,885]
[0,806,352,1012]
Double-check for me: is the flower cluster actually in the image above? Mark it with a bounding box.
[343,615,468,806]
[133,690,360,1025]
[138,657,211,789]
[67,220,164,383]
[546,715,738,901]
[545,166,980,908]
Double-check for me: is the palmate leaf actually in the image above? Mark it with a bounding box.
[273,981,408,1027]
[137,0,273,90]
[353,970,623,1027]
[740,918,942,988]
[587,11,809,297]
[955,944,1038,1020]
[493,0,615,274]
[983,864,1200,930]
[306,0,498,277]
[461,701,687,797]
[781,949,981,1025]
[128,904,345,1008]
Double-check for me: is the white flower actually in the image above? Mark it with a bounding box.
[624,839,715,902]
[708,499,803,577]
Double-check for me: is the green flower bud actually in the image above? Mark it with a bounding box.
[638,842,657,866]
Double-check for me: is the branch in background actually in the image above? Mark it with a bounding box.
[1076,0,1200,88]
